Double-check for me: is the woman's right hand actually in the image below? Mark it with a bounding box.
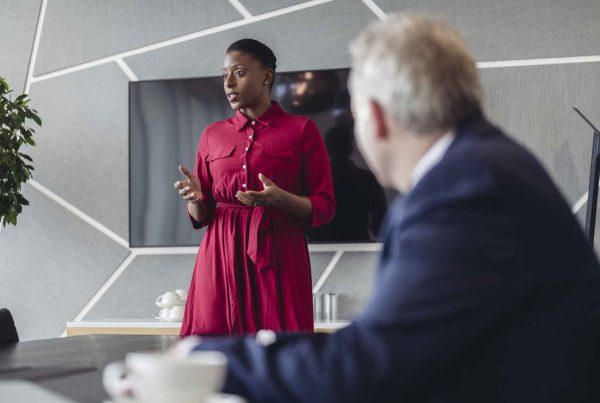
[174,165,203,204]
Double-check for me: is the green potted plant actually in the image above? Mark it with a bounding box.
[0,77,42,227]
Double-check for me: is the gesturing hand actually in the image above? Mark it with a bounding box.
[174,165,203,204]
[236,173,282,207]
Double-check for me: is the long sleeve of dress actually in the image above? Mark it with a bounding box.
[187,129,216,229]
[302,119,336,228]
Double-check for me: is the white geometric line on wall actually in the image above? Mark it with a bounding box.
[116,58,138,81]
[313,250,344,293]
[28,179,129,249]
[31,36,600,88]
[68,252,138,324]
[131,247,200,255]
[477,55,600,69]
[130,243,383,255]
[23,0,47,94]
[308,243,382,252]
[228,0,253,18]
[361,0,387,20]
[573,192,588,214]
[29,0,334,84]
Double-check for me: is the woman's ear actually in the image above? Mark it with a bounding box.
[264,70,274,86]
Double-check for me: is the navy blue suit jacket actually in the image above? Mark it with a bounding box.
[195,113,600,402]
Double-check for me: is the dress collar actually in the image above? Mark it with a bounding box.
[233,101,284,131]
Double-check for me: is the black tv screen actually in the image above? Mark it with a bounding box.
[129,68,395,247]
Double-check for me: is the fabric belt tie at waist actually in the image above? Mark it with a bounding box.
[217,202,272,272]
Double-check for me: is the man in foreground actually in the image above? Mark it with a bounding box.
[180,14,600,402]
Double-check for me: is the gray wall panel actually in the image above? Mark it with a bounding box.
[240,0,305,15]
[480,63,600,205]
[309,252,335,286]
[35,0,241,75]
[125,0,375,80]
[28,63,130,239]
[0,185,129,341]
[85,252,336,319]
[0,0,41,92]
[84,254,194,320]
[375,0,600,61]
[318,252,379,320]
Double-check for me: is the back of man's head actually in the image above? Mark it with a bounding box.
[349,14,482,135]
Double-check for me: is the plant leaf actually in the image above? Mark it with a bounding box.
[0,77,41,226]
[30,113,41,126]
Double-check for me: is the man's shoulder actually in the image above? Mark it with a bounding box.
[387,115,573,242]
[412,117,554,204]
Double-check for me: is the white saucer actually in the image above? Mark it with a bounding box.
[154,301,185,309]
[153,317,182,322]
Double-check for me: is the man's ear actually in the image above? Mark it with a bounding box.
[370,100,388,140]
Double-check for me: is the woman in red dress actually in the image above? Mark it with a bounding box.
[175,39,336,336]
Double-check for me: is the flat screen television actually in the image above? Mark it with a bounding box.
[129,68,396,247]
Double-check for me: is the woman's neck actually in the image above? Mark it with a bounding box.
[240,97,272,120]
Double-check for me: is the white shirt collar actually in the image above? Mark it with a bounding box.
[410,131,455,189]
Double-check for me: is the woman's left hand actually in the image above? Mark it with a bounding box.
[236,173,283,207]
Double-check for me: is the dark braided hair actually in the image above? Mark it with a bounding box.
[227,39,276,87]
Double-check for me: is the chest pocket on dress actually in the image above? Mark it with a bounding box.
[256,144,298,187]
[259,145,295,163]
[207,144,236,162]
[207,144,238,186]
[260,144,295,170]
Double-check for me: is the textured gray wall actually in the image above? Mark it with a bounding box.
[1,0,599,341]
[0,0,42,92]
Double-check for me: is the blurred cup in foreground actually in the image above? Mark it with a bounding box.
[103,350,227,403]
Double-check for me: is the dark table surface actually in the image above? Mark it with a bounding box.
[0,335,179,402]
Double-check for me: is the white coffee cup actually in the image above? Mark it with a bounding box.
[169,305,185,321]
[175,288,188,302]
[156,291,181,307]
[103,350,227,403]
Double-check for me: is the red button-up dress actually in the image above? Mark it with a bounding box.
[180,102,336,336]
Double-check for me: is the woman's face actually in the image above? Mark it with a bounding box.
[222,51,272,110]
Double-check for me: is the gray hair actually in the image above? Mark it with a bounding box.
[349,14,482,134]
